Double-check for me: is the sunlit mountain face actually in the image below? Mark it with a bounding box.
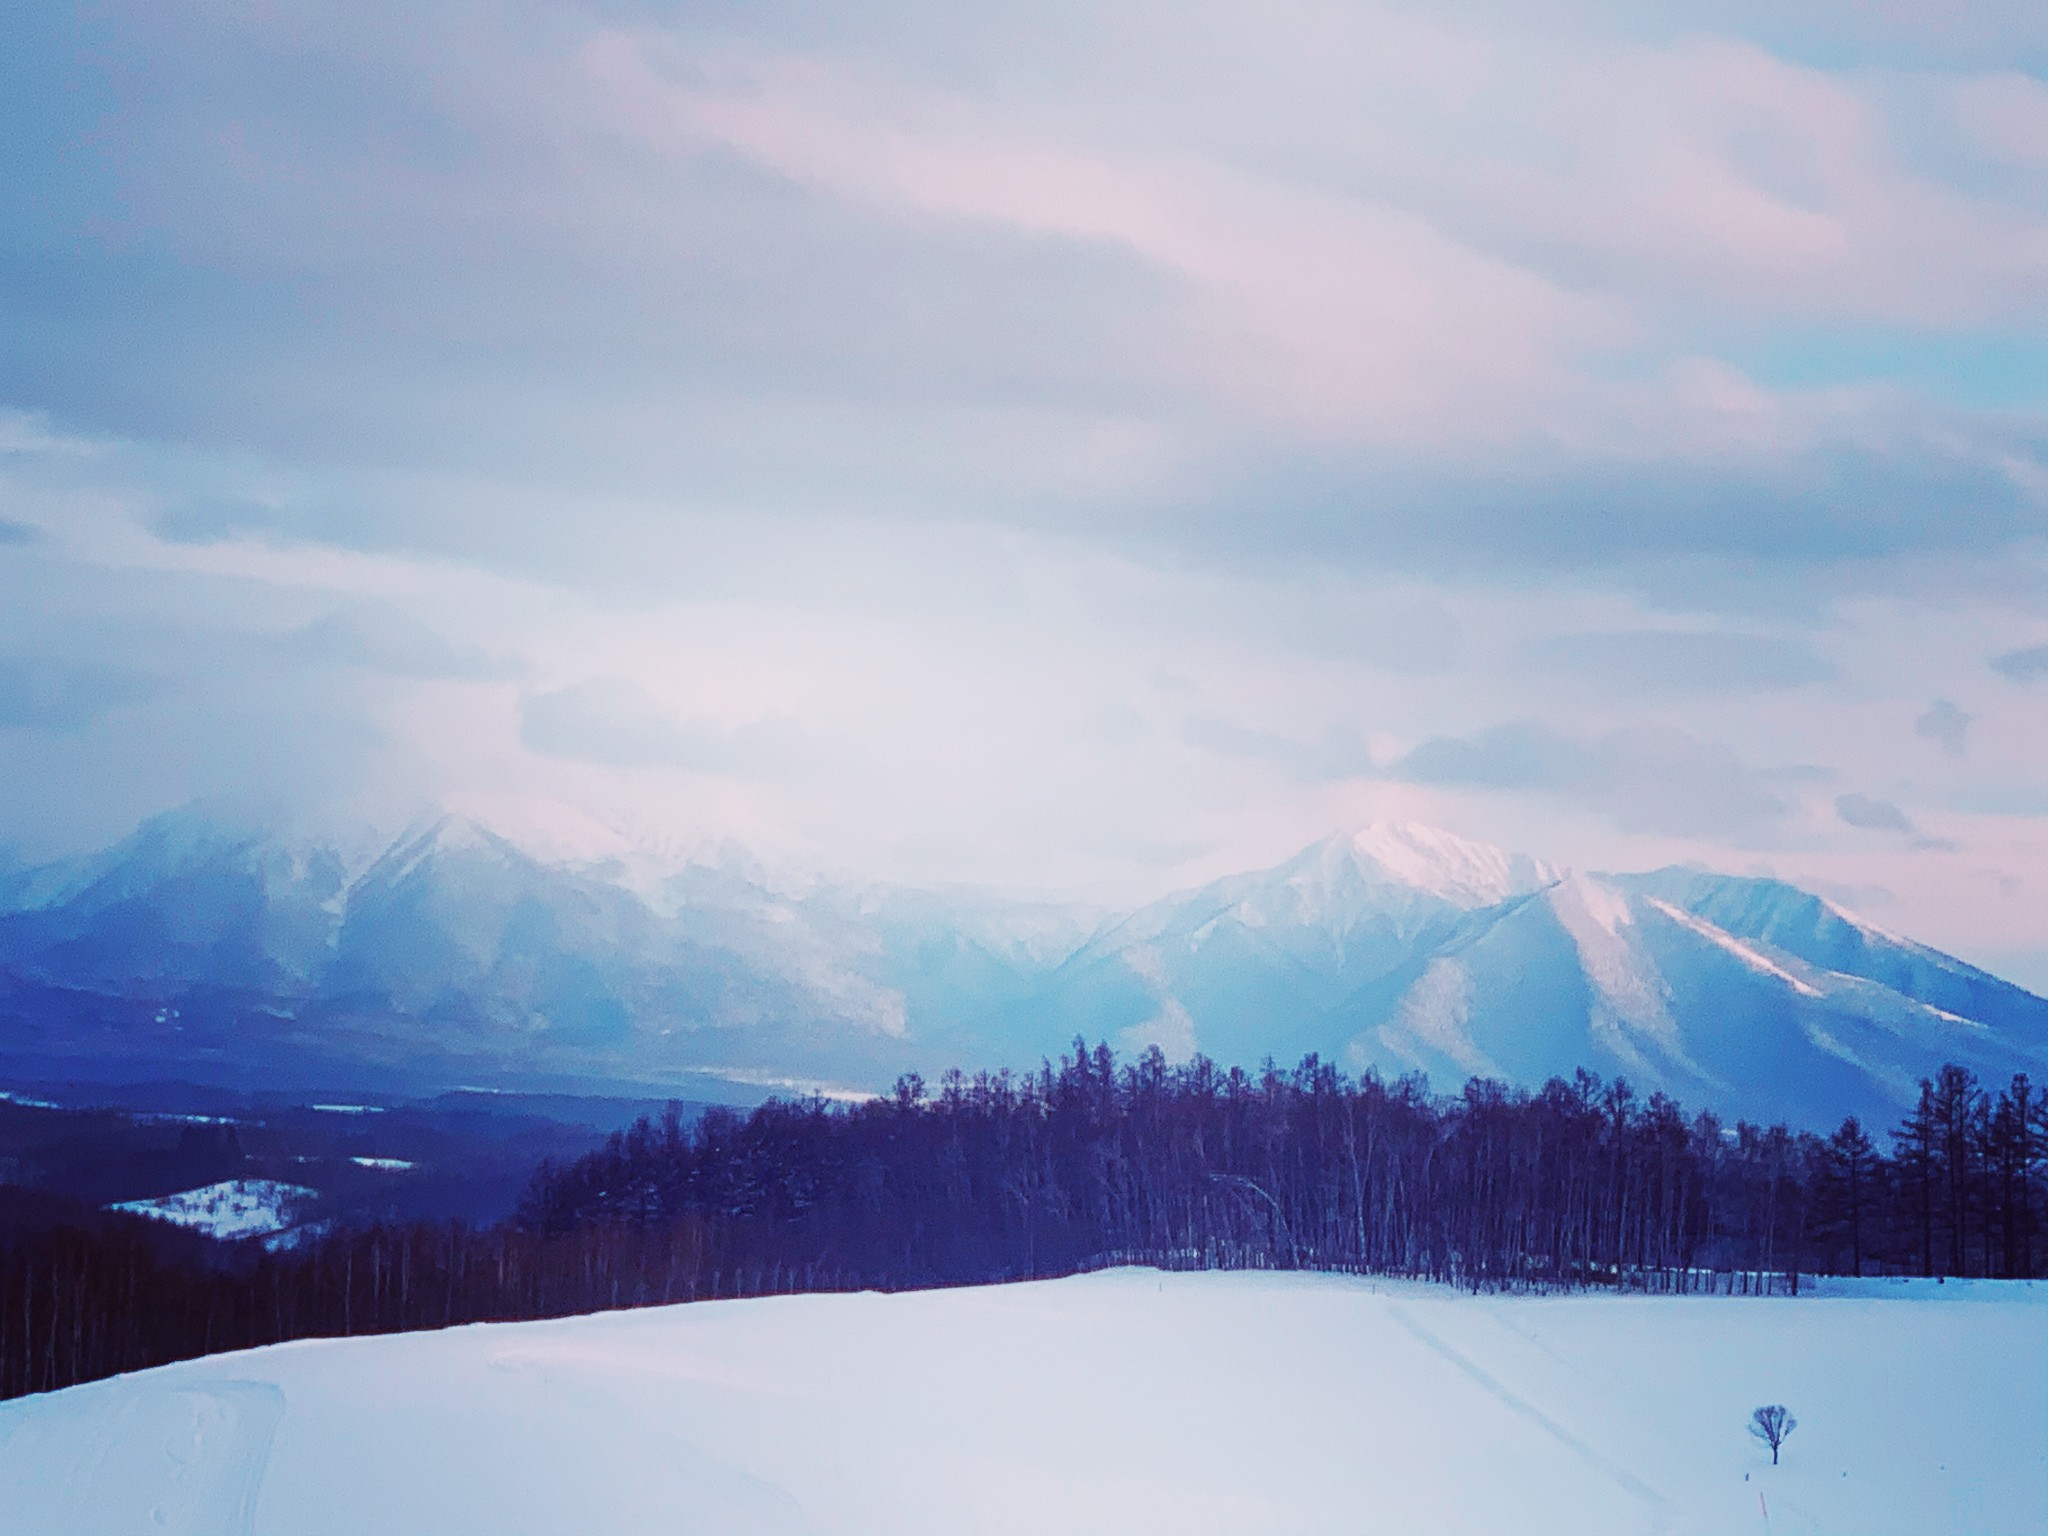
[2,808,2040,1128]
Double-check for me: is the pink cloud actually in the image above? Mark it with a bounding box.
[581,34,1611,444]
[579,14,2048,463]
[1458,35,2048,325]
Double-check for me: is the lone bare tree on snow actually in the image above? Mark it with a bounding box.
[1750,1405,1797,1465]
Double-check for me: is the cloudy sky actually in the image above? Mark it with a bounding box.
[3,1,2046,979]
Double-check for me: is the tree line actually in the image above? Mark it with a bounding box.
[3,1046,2042,1400]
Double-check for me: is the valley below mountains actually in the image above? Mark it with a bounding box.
[2,811,2042,1129]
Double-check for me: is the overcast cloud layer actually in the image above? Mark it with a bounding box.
[3,1,2047,983]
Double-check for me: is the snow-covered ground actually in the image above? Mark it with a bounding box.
[107,1179,319,1241]
[1,1270,2041,1535]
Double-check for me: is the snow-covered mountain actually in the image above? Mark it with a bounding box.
[0,810,354,995]
[1335,871,2048,1128]
[0,808,2042,1128]
[1021,825,1560,1070]
[0,808,1077,1096]
[979,831,2046,1126]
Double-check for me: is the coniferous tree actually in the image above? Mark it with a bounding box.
[1988,1075,2040,1279]
[1818,1116,1876,1277]
[1894,1081,1938,1277]
[1930,1065,1984,1276]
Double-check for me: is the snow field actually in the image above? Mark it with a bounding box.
[0,1269,2041,1536]
[108,1179,318,1241]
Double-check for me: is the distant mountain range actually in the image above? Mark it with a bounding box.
[2,809,2043,1129]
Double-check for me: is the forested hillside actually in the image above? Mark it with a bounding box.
[525,1046,2045,1289]
[4,1045,2043,1400]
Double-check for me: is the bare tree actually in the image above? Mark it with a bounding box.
[1749,1404,1797,1465]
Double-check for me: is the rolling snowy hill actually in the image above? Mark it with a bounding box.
[1,809,2043,1128]
[2,1269,2042,1536]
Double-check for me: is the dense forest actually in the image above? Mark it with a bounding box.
[3,1045,2043,1401]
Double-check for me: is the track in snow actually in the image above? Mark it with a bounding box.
[1384,1301,1675,1532]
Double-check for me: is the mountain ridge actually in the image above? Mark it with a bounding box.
[0,806,2041,1128]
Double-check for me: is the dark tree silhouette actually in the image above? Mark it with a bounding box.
[1817,1116,1876,1277]
[1749,1404,1796,1465]
[3,1050,2044,1401]
[1989,1075,2040,1281]
[1895,1082,1938,1278]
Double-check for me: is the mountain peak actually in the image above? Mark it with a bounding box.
[1294,822,1559,910]
[346,813,539,897]
[396,814,511,857]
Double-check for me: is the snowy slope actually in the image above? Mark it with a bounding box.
[1082,824,1556,964]
[1018,825,1559,1069]
[1340,872,2048,1127]
[0,812,957,1090]
[0,808,355,995]
[1009,834,2048,1126]
[321,815,685,1039]
[1620,867,2048,1036]
[1,1270,2041,1536]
